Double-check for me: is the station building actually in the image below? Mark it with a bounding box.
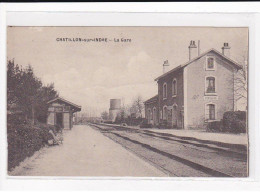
[47,97,81,130]
[144,41,242,129]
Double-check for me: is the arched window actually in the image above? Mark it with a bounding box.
[163,83,167,99]
[172,78,177,97]
[206,77,216,93]
[205,103,216,120]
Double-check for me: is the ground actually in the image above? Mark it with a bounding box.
[9,125,166,177]
[9,124,248,177]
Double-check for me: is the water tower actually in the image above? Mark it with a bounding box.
[109,99,121,122]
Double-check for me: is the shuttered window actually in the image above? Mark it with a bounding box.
[206,77,215,93]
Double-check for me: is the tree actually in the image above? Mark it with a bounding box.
[101,111,109,121]
[229,53,248,110]
[131,95,144,118]
[35,83,58,123]
[7,59,58,124]
[114,106,129,124]
[7,59,22,108]
[234,61,247,102]
[119,105,128,121]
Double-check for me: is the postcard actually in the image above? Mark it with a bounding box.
[7,26,249,177]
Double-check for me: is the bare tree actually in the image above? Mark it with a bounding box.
[234,62,247,101]
[229,52,248,110]
[131,95,144,118]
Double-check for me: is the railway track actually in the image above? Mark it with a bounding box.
[88,123,248,177]
[94,123,247,157]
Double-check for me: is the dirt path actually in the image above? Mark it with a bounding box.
[9,125,166,177]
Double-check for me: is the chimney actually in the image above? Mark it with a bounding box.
[189,40,198,60]
[222,42,230,58]
[163,60,170,74]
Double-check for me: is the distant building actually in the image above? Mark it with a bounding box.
[144,95,158,125]
[109,99,121,122]
[144,41,242,129]
[47,97,81,130]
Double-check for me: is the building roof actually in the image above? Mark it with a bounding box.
[47,97,81,111]
[155,48,243,81]
[144,95,158,105]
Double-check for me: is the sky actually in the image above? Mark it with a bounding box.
[7,27,248,116]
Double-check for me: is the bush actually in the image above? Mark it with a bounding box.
[158,120,168,129]
[126,117,143,126]
[140,123,153,128]
[207,121,223,132]
[222,111,247,133]
[140,119,152,128]
[7,117,53,171]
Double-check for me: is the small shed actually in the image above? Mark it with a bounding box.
[47,97,81,130]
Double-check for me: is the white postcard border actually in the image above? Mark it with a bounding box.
[0,2,260,191]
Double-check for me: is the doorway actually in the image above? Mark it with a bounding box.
[167,108,172,128]
[172,105,178,128]
[56,113,63,128]
[147,109,151,124]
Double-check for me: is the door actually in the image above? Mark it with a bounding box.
[56,112,63,128]
[147,109,151,124]
[167,108,172,128]
[172,105,178,128]
[153,108,157,125]
[63,112,70,129]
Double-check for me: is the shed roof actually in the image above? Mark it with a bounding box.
[47,97,81,112]
[155,48,243,81]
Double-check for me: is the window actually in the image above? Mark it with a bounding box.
[172,79,177,97]
[207,58,214,69]
[206,57,215,70]
[205,104,216,120]
[163,83,167,99]
[206,77,216,93]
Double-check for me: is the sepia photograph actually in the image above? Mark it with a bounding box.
[7,26,248,177]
